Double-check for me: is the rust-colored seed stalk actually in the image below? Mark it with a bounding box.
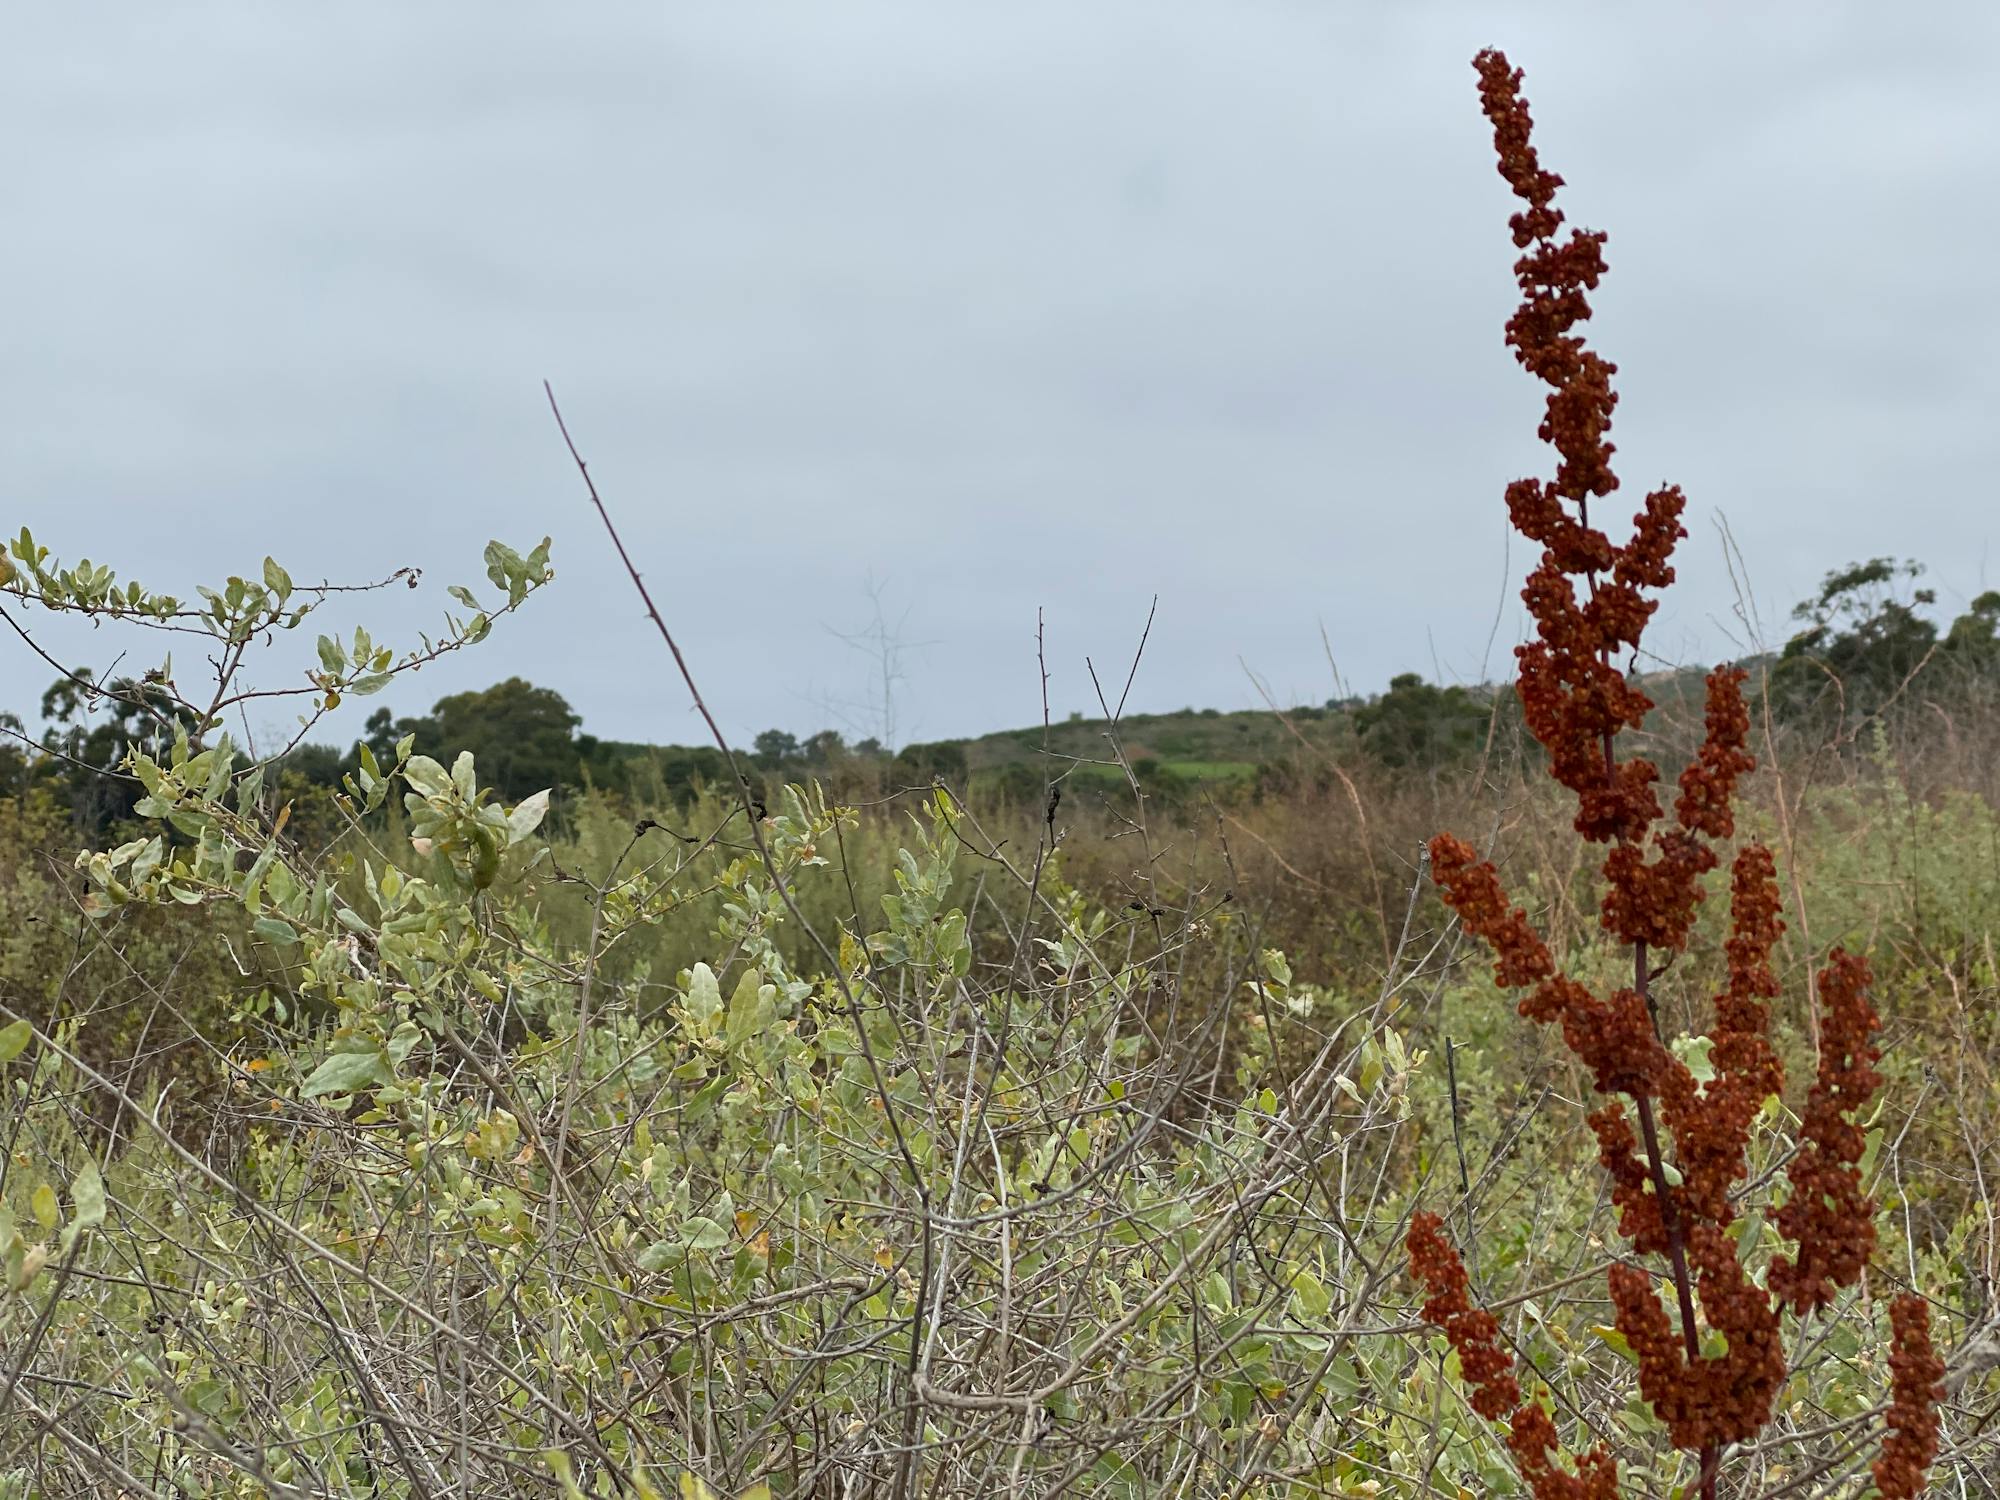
[1406,46,1942,1500]
[1876,1295,1947,1500]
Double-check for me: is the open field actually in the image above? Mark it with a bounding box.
[4,43,1998,1500]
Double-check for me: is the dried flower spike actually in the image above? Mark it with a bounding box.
[1874,1295,1946,1500]
[1418,46,1919,1500]
[1405,1214,1619,1497]
[1769,948,1883,1315]
[1406,1212,1520,1419]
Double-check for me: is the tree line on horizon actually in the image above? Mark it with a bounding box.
[5,554,1997,841]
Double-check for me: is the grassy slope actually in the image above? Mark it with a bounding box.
[582,662,1726,789]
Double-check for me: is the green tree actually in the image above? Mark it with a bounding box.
[753,728,801,767]
[359,704,436,770]
[801,729,846,765]
[1772,559,1938,719]
[1943,589,2000,672]
[0,711,30,798]
[1762,559,2000,731]
[1353,672,1487,769]
[892,738,968,786]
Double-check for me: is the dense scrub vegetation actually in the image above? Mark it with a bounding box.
[3,51,1999,1500]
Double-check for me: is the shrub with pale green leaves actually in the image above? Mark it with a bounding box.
[4,514,1992,1498]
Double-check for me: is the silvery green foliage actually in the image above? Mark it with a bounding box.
[5,531,1431,1497]
[12,529,1969,1498]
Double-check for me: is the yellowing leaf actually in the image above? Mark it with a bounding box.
[1591,1324,1636,1364]
[31,1182,59,1230]
[16,1243,49,1287]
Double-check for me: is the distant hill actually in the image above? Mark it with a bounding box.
[525,662,1746,806]
[259,658,1762,813]
[953,703,1348,788]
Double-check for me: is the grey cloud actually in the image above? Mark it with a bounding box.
[4,1,1995,752]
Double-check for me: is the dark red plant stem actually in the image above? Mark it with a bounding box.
[1630,938,1719,1500]
[1591,469,1712,1480]
[1631,1096,1698,1357]
[1635,1094,1722,1500]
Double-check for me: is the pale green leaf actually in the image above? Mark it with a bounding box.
[685,963,722,1035]
[1591,1324,1637,1364]
[1292,1268,1330,1321]
[253,917,299,947]
[1671,1032,1717,1085]
[506,789,551,846]
[0,1018,32,1063]
[300,1050,390,1099]
[402,755,450,798]
[636,1241,682,1273]
[726,969,774,1051]
[60,1162,106,1251]
[682,1216,729,1251]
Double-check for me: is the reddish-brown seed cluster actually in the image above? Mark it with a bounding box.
[1476,48,1692,858]
[1476,51,1765,969]
[1507,1404,1621,1500]
[1658,847,1786,1232]
[1406,1212,1520,1419]
[1430,838,1671,1102]
[1411,47,1931,1496]
[1674,667,1756,840]
[1427,833,1555,988]
[1595,667,1757,953]
[1587,1100,1666,1253]
[1874,1295,1946,1499]
[1609,1225,1786,1450]
[1769,949,1883,1314]
[1406,1213,1618,1496]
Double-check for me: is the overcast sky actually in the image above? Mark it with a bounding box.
[5,2,1996,753]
